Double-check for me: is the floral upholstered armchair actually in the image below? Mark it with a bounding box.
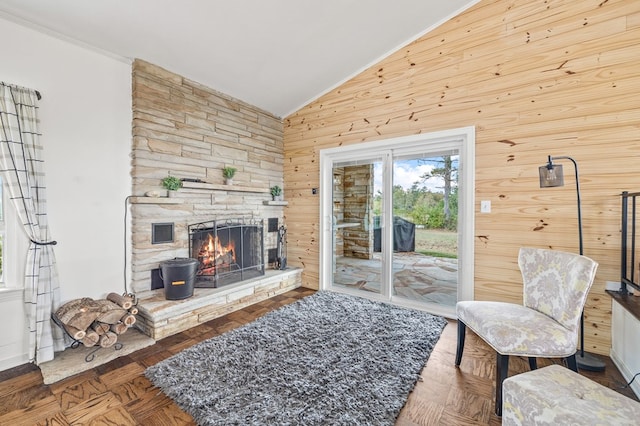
[454,247,598,416]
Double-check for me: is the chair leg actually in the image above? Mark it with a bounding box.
[455,321,466,366]
[566,354,578,372]
[495,353,509,417]
[528,357,537,370]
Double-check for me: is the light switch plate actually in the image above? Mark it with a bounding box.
[480,200,491,213]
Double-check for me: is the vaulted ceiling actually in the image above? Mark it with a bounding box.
[0,0,477,117]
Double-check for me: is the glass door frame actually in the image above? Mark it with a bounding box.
[319,126,475,317]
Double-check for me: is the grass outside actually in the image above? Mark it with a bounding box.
[414,228,457,258]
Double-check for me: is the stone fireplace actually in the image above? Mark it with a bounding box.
[129,60,302,339]
[129,60,288,293]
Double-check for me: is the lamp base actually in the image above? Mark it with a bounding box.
[576,351,606,372]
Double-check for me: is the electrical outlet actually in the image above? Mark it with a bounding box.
[480,200,491,213]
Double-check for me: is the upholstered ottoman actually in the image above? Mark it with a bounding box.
[502,364,640,425]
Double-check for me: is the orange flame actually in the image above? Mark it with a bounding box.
[198,234,236,269]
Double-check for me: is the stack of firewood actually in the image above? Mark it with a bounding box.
[54,293,138,348]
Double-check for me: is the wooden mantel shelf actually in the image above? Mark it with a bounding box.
[181,181,269,193]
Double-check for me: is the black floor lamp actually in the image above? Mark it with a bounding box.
[538,155,606,372]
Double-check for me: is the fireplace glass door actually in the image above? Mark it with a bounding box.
[189,219,264,288]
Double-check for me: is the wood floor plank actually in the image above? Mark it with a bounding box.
[445,388,493,423]
[80,405,138,425]
[125,386,175,422]
[111,375,156,405]
[0,382,53,416]
[0,288,636,425]
[99,362,146,389]
[0,394,64,425]
[136,403,196,425]
[48,369,98,395]
[63,391,123,424]
[135,348,175,368]
[0,362,39,383]
[396,398,445,425]
[94,354,136,376]
[53,377,109,413]
[0,370,45,398]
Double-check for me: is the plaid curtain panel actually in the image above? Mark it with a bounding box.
[0,82,64,364]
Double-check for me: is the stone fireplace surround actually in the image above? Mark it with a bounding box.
[130,60,300,339]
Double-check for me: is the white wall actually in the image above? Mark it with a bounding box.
[0,16,132,371]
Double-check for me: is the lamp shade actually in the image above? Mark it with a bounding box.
[539,163,564,188]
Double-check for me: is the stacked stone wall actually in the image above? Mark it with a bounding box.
[131,60,285,292]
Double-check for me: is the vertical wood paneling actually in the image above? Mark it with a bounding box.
[283,0,640,355]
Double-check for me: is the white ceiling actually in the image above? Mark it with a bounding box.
[0,0,476,118]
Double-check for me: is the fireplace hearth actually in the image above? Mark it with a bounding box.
[188,218,265,288]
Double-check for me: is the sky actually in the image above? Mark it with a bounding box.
[373,157,457,194]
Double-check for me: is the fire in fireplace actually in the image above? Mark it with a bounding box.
[188,218,265,288]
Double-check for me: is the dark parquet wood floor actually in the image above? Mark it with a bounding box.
[0,287,637,425]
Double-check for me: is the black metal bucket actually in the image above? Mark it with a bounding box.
[159,258,198,300]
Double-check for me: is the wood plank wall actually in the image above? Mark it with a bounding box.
[283,0,640,356]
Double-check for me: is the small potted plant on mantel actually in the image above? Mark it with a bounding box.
[222,166,237,185]
[161,175,182,197]
[270,185,283,201]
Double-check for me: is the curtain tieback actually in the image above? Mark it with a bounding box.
[30,239,57,246]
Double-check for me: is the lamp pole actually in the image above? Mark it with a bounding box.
[541,155,605,372]
[547,156,583,255]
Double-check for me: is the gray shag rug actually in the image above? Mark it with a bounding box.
[145,291,447,425]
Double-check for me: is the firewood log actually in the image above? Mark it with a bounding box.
[94,300,127,324]
[91,322,111,335]
[110,322,128,335]
[121,313,136,327]
[215,252,234,266]
[98,331,118,348]
[81,330,99,347]
[62,324,86,341]
[55,298,105,331]
[128,307,139,315]
[106,292,133,310]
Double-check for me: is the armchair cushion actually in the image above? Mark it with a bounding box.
[457,301,576,357]
[519,247,596,331]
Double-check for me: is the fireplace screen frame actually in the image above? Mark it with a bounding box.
[188,218,265,288]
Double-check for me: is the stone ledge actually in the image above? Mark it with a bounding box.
[135,268,302,340]
[130,196,183,204]
[181,181,269,193]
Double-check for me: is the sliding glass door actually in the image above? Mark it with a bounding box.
[391,152,459,309]
[331,157,384,297]
[320,128,474,316]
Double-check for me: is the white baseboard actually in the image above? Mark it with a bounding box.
[0,353,30,373]
[610,348,640,399]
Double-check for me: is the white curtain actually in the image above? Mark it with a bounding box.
[0,83,64,364]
